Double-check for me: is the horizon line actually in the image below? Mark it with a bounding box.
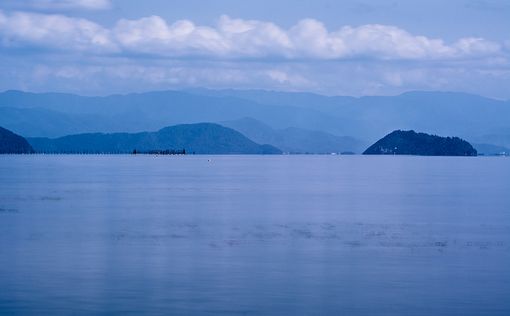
[0,87,507,101]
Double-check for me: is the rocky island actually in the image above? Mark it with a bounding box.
[0,126,34,154]
[363,130,477,156]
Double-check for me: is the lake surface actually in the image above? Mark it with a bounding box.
[1,155,509,315]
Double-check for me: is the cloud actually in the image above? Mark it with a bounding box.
[112,15,504,61]
[0,10,115,52]
[0,11,506,62]
[114,16,229,56]
[1,51,510,99]
[0,10,509,98]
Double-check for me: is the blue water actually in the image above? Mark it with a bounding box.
[1,155,509,315]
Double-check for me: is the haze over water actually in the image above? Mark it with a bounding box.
[1,155,509,315]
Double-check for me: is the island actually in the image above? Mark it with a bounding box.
[363,130,477,156]
[0,126,34,154]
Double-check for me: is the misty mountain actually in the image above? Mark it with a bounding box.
[0,107,112,137]
[473,143,510,155]
[0,90,346,138]
[27,123,281,154]
[1,89,510,148]
[221,117,365,154]
[189,89,510,143]
[471,132,510,149]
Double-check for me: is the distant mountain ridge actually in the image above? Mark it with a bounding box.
[0,90,346,138]
[191,89,510,146]
[222,117,366,154]
[28,123,281,155]
[1,89,510,148]
[473,143,510,156]
[363,130,477,156]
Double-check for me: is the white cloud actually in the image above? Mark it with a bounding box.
[113,15,292,58]
[265,69,311,87]
[0,11,506,62]
[114,16,229,56]
[0,10,509,98]
[0,10,116,52]
[453,37,501,57]
[217,16,292,57]
[2,53,510,98]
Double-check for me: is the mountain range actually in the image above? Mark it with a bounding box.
[1,89,509,154]
[221,117,365,154]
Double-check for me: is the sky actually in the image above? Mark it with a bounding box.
[0,0,509,98]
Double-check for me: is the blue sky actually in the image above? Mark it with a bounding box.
[0,0,509,98]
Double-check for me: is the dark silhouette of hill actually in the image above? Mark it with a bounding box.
[0,126,34,154]
[221,117,365,153]
[27,123,281,154]
[363,130,477,156]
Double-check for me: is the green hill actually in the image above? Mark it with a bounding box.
[0,126,34,154]
[28,123,281,155]
[363,130,477,156]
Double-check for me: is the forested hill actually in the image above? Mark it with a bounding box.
[0,126,34,154]
[28,123,281,155]
[363,130,477,156]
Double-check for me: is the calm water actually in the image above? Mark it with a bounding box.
[1,155,509,315]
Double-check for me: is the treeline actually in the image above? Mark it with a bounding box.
[33,149,187,155]
[132,149,186,155]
